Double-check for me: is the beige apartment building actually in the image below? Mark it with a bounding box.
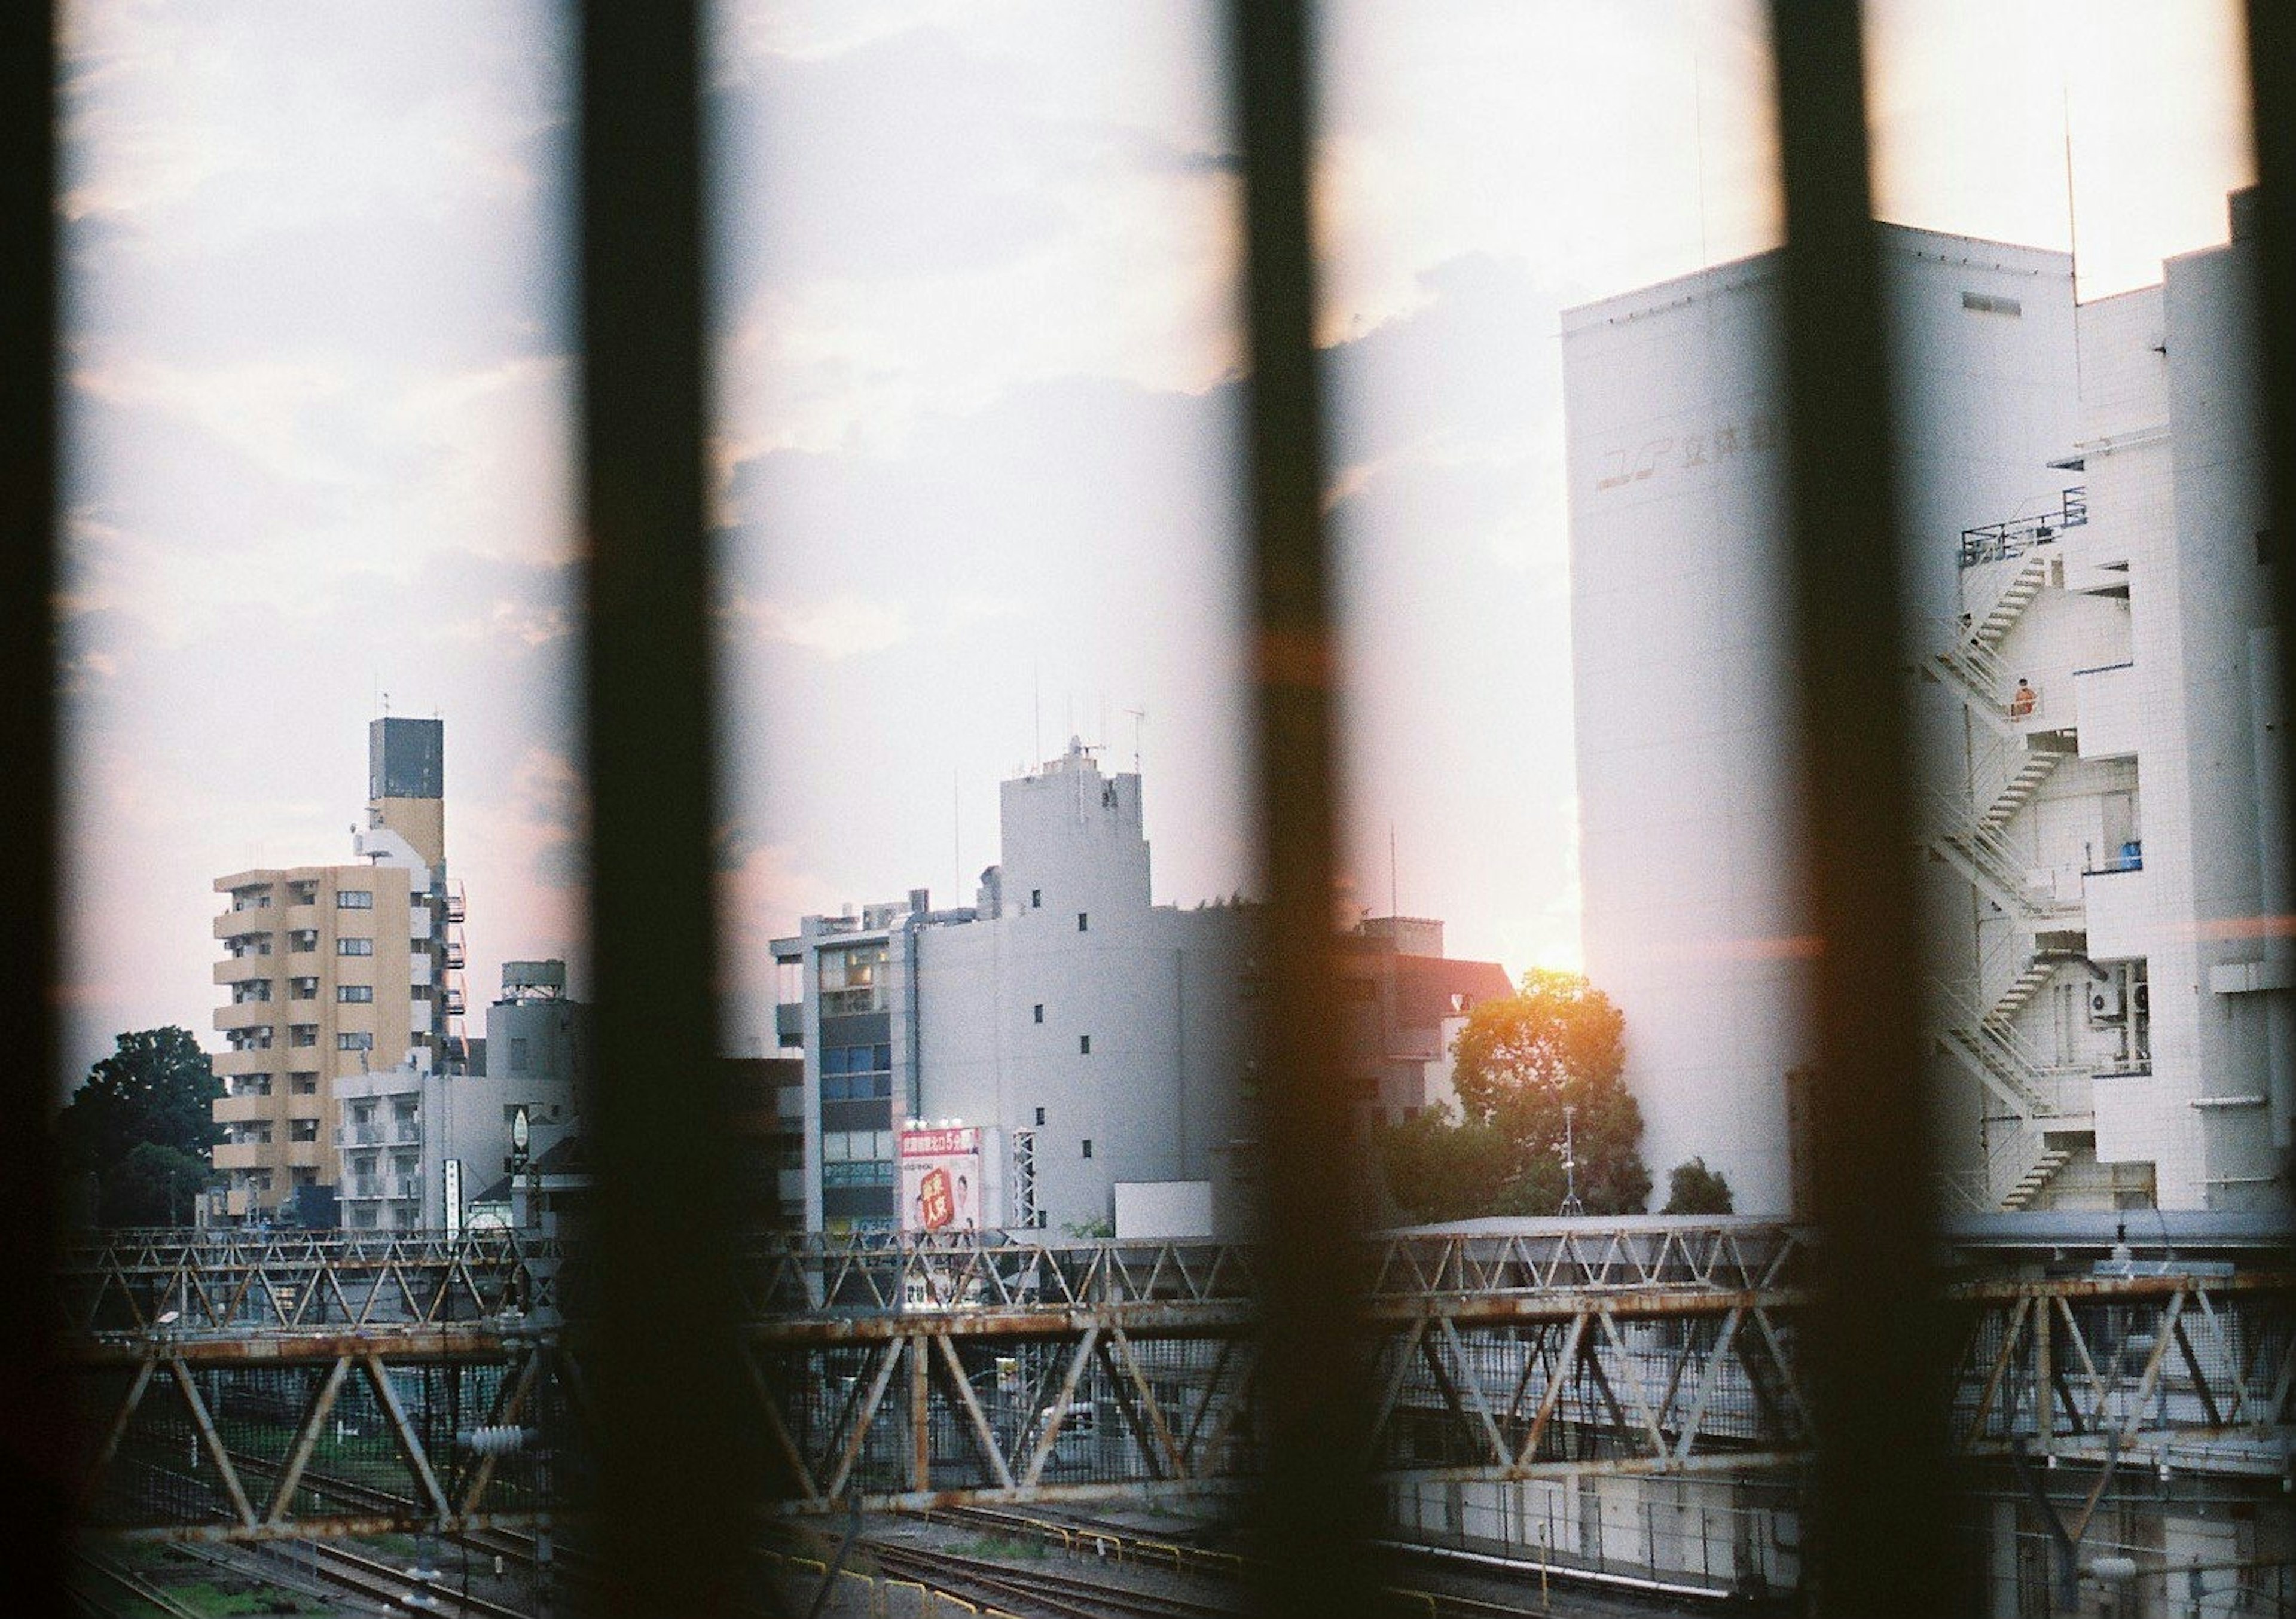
[209,719,461,1221]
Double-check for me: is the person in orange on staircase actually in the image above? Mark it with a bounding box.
[2009,677,2036,719]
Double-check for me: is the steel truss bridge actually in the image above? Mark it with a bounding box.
[51,1224,2296,1544]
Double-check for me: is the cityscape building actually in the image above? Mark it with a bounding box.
[1566,194,2284,1215]
[207,717,465,1223]
[331,960,587,1230]
[771,740,1507,1234]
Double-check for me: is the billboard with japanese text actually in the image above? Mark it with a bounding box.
[900,1126,985,1233]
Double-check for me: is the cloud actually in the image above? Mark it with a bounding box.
[725,592,912,659]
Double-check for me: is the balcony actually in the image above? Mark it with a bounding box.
[215,945,273,975]
[213,1092,277,1122]
[390,1175,423,1200]
[392,1120,423,1145]
[335,1123,384,1147]
[445,894,466,924]
[343,1175,383,1200]
[214,911,275,942]
[213,1141,273,1171]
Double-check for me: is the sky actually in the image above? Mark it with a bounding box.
[55,0,2254,1087]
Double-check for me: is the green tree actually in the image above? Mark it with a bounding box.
[1661,1156,1735,1215]
[56,1027,222,1227]
[1382,969,1651,1221]
[1378,1106,1559,1224]
[102,1142,215,1227]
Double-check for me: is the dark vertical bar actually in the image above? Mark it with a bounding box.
[1763,8,1949,1617]
[1227,5,1376,1615]
[0,4,67,1611]
[2252,16,2296,1120]
[579,4,749,1614]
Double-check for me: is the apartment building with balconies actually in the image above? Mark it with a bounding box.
[329,960,587,1230]
[209,717,459,1223]
[1567,194,2287,1215]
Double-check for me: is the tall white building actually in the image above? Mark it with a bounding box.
[1565,197,2286,1215]
[771,741,1509,1233]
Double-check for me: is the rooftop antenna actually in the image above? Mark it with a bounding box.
[1124,707,1146,774]
[1559,1104,1584,1217]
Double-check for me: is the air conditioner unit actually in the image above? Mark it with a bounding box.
[2130,980,2150,1016]
[2088,980,2126,1024]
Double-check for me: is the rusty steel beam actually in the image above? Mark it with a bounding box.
[68,1328,521,1366]
[97,1511,561,1547]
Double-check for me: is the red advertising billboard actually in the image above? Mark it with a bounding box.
[900,1126,984,1233]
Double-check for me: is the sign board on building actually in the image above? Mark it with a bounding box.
[443,1159,463,1236]
[900,1126,985,1233]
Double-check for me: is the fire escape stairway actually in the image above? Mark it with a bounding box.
[1977,734,2074,833]
[1934,978,2092,1208]
[1919,551,2052,739]
[1999,1143,2074,1211]
[1923,789,2082,924]
[1970,551,2050,649]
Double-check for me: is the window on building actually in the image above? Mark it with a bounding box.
[337,1031,374,1052]
[1077,912,1089,931]
[1033,1003,1044,1023]
[286,880,317,905]
[289,1024,317,1047]
[289,930,318,952]
[1030,888,1041,908]
[289,977,318,999]
[289,1072,317,1095]
[231,980,270,1003]
[338,890,374,909]
[289,1118,319,1142]
[337,985,373,1003]
[1081,1139,1093,1159]
[1034,1107,1046,1126]
[1079,1034,1091,1055]
[338,937,373,956]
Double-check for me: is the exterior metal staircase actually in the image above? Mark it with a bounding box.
[1977,732,2075,832]
[1970,551,2050,648]
[2000,1146,2073,1210]
[1923,788,2082,923]
[1927,492,2093,1211]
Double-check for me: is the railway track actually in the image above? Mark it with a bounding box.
[911,1504,1715,1618]
[67,1551,205,1619]
[868,1539,1241,1619]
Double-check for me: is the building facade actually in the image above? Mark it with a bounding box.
[331,960,587,1230]
[209,718,461,1223]
[772,740,1507,1234]
[1566,198,2286,1214]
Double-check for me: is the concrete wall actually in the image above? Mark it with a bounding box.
[1564,230,2077,1212]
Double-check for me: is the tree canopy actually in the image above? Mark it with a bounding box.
[1379,969,1651,1221]
[1661,1156,1735,1215]
[56,1027,222,1227]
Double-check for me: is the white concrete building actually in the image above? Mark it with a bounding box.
[771,741,1508,1233]
[1565,197,2286,1215]
[331,960,585,1230]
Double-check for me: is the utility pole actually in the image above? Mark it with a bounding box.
[1559,1104,1584,1217]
